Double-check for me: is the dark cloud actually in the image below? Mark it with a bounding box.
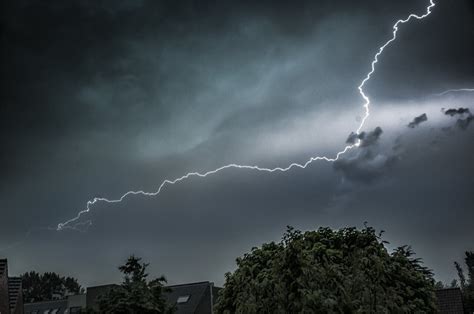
[333,149,398,184]
[345,132,359,145]
[334,127,398,184]
[358,127,383,147]
[442,107,473,131]
[456,115,474,130]
[407,113,428,128]
[443,108,471,116]
[345,127,383,146]
[346,132,360,145]
[441,126,453,133]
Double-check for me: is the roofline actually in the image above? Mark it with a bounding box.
[85,281,216,290]
[87,283,119,289]
[166,281,211,288]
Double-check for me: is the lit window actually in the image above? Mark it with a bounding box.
[177,295,190,303]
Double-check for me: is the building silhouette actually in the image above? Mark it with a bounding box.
[0,259,23,314]
[23,281,219,313]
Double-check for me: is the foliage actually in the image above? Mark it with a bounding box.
[215,226,437,313]
[21,271,83,303]
[455,251,474,313]
[97,255,174,314]
[435,279,458,289]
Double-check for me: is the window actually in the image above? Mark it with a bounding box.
[177,295,190,304]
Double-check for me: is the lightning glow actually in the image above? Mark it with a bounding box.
[57,0,436,231]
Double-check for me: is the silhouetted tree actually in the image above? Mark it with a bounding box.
[215,226,437,313]
[21,271,83,302]
[456,251,474,313]
[97,255,174,313]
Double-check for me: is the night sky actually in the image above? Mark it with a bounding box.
[1,0,473,287]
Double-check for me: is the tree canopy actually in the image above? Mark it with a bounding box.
[21,271,83,303]
[215,226,437,313]
[455,251,474,313]
[97,255,174,314]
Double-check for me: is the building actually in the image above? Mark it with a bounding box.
[435,288,464,314]
[85,284,117,313]
[164,281,220,314]
[23,281,219,313]
[0,259,23,314]
[16,274,472,314]
[85,281,219,313]
[23,294,86,314]
[24,299,68,314]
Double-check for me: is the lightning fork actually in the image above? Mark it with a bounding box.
[57,0,436,231]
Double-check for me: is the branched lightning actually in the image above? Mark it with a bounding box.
[56,0,436,231]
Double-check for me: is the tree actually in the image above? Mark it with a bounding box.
[97,255,174,313]
[435,279,459,289]
[455,251,474,313]
[215,226,437,313]
[21,271,83,303]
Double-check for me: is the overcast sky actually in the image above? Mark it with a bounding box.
[1,0,473,287]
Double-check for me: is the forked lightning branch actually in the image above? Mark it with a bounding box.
[57,1,438,231]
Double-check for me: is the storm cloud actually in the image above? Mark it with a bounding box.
[334,127,398,184]
[407,113,428,128]
[444,108,471,116]
[345,126,383,146]
[456,115,474,130]
[442,107,473,130]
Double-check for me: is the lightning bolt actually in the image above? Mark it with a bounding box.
[435,88,474,96]
[56,0,436,231]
